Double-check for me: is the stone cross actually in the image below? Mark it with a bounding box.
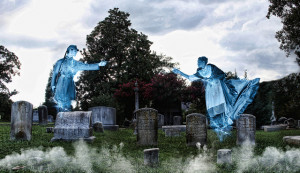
[186,113,207,147]
[10,101,33,141]
[134,81,139,110]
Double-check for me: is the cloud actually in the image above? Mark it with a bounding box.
[0,0,29,15]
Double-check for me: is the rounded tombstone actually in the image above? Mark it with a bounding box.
[88,106,118,130]
[236,114,256,145]
[135,108,158,146]
[173,116,182,125]
[38,105,48,125]
[186,113,207,147]
[10,101,33,141]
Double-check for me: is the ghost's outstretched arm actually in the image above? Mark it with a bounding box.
[172,68,201,82]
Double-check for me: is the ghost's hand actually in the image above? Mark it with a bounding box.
[99,61,107,67]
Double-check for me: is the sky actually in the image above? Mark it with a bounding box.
[1,0,299,108]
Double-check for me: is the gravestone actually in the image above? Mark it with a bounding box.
[173,116,182,125]
[88,106,119,131]
[144,148,159,167]
[186,113,207,147]
[217,149,232,164]
[48,115,54,123]
[236,114,256,145]
[51,111,95,142]
[162,125,186,132]
[165,128,181,137]
[10,101,33,141]
[135,108,158,146]
[264,124,287,132]
[158,114,164,129]
[32,110,39,122]
[283,136,300,145]
[298,120,300,129]
[93,121,104,133]
[38,105,48,125]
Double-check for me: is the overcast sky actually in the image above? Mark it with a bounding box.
[1,0,299,107]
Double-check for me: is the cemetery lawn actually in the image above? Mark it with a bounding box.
[0,124,299,172]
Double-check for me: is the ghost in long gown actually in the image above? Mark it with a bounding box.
[173,56,259,141]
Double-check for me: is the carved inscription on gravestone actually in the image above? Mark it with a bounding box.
[135,108,158,146]
[186,113,207,146]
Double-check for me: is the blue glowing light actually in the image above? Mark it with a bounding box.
[51,45,107,112]
[173,56,260,141]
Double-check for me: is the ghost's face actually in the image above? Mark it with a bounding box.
[197,59,207,70]
[67,48,77,58]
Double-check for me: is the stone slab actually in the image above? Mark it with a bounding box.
[165,128,181,137]
[264,125,287,132]
[162,125,186,132]
[283,136,300,145]
[51,111,95,142]
[88,106,116,125]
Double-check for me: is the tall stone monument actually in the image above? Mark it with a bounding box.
[135,108,158,146]
[51,111,95,142]
[38,105,48,125]
[88,106,119,130]
[10,101,33,141]
[236,114,256,145]
[186,113,207,146]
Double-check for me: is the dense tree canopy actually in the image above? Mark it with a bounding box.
[0,45,21,120]
[76,8,175,110]
[267,0,300,65]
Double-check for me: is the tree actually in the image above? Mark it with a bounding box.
[43,69,57,119]
[0,45,21,120]
[267,0,300,65]
[76,8,175,110]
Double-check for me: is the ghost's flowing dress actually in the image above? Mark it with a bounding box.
[193,64,260,132]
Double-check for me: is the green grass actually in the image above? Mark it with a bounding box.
[0,125,299,172]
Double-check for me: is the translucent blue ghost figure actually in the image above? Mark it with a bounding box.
[51,45,107,112]
[173,56,260,141]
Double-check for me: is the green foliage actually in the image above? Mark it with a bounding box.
[76,8,175,111]
[0,45,21,121]
[43,69,57,119]
[267,0,300,65]
[245,73,300,126]
[0,125,299,172]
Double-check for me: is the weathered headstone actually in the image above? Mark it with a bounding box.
[298,120,300,129]
[186,113,207,147]
[88,106,119,131]
[93,121,104,133]
[32,110,39,122]
[236,114,256,145]
[158,114,164,129]
[173,116,182,125]
[38,105,48,125]
[217,149,232,164]
[51,111,95,142]
[165,128,181,137]
[144,148,159,167]
[48,115,54,123]
[135,108,158,146]
[10,101,33,141]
